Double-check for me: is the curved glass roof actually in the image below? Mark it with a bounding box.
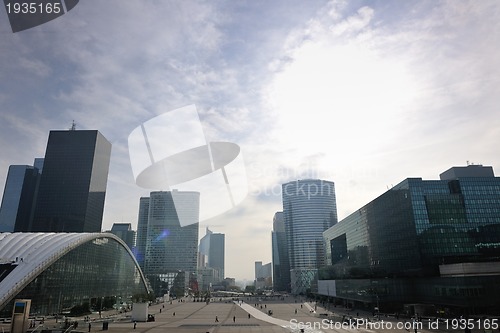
[0,232,148,312]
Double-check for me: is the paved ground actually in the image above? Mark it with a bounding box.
[1,296,494,333]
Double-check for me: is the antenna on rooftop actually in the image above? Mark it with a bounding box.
[70,120,76,131]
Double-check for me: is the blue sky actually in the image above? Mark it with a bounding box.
[1,0,499,281]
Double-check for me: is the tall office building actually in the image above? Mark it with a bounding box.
[282,179,337,294]
[33,158,44,174]
[255,261,272,290]
[272,211,290,292]
[31,129,111,232]
[320,165,500,314]
[198,227,225,289]
[0,164,41,232]
[208,233,225,278]
[144,190,199,297]
[109,223,136,250]
[134,197,150,271]
[199,228,225,277]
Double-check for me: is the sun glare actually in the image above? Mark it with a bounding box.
[267,39,418,161]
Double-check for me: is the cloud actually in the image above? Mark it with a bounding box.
[17,58,51,77]
[1,0,499,280]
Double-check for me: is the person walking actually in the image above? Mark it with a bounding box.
[233,316,235,323]
[88,323,91,332]
[215,316,219,322]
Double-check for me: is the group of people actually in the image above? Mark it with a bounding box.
[28,318,43,328]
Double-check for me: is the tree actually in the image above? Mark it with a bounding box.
[244,285,255,293]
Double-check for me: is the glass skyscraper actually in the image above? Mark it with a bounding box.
[272,211,290,292]
[198,227,225,290]
[30,129,111,232]
[282,179,338,294]
[110,222,136,251]
[199,228,225,279]
[134,197,150,271]
[320,165,500,315]
[143,190,199,297]
[0,164,41,232]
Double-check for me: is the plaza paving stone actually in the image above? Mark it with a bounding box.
[1,296,490,333]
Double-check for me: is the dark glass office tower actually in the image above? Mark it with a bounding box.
[134,197,150,271]
[272,211,291,292]
[31,130,112,232]
[0,165,41,232]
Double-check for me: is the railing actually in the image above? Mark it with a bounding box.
[29,323,45,333]
[63,323,74,333]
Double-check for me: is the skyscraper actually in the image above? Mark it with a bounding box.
[134,197,150,271]
[254,261,272,290]
[272,211,290,292]
[30,129,111,232]
[0,164,41,232]
[110,223,136,250]
[143,190,199,296]
[199,227,225,281]
[282,179,337,294]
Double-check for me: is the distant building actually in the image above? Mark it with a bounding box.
[143,190,199,297]
[282,179,337,294]
[134,197,150,271]
[222,277,236,288]
[198,227,225,284]
[0,164,41,232]
[197,267,221,292]
[198,227,225,291]
[109,223,136,250]
[320,165,500,314]
[272,211,290,292]
[31,129,111,232]
[255,261,272,290]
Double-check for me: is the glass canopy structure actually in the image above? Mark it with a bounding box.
[0,232,149,316]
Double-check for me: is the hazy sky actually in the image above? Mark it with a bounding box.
[1,0,499,281]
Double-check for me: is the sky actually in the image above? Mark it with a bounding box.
[1,0,499,282]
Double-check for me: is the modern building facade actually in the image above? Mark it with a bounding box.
[271,211,290,292]
[0,232,149,316]
[134,197,150,271]
[282,179,337,294]
[0,164,41,232]
[197,267,221,292]
[143,190,200,297]
[199,227,225,281]
[320,165,500,315]
[109,223,136,251]
[255,261,272,290]
[31,129,112,232]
